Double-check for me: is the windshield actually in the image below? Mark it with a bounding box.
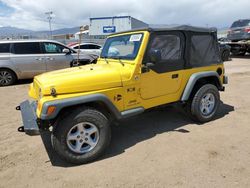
[100,33,143,60]
[231,20,250,28]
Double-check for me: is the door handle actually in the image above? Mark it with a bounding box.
[172,74,179,79]
[36,57,43,61]
[46,57,55,61]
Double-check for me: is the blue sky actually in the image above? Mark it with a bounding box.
[0,1,14,17]
[0,0,249,30]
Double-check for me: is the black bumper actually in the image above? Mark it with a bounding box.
[17,100,40,136]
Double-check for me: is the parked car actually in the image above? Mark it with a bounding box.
[70,43,102,56]
[0,40,98,86]
[227,19,250,42]
[17,25,228,164]
[219,43,231,61]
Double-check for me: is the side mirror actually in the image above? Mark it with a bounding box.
[142,49,162,73]
[148,49,161,65]
[63,48,70,54]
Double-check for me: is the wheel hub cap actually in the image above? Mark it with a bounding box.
[200,93,215,116]
[0,71,12,85]
[66,122,99,154]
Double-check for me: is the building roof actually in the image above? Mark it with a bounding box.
[90,16,131,21]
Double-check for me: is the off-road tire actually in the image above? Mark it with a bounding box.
[186,84,220,123]
[51,107,111,164]
[0,68,17,86]
[221,50,230,61]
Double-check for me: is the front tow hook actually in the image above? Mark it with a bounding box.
[18,126,25,132]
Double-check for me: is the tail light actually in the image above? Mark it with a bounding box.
[244,27,250,33]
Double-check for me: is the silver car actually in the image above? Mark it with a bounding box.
[0,40,97,86]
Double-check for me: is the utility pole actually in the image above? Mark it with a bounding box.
[45,11,53,39]
[77,26,85,64]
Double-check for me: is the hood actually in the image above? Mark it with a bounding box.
[34,63,122,97]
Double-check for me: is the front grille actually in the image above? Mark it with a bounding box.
[33,79,41,99]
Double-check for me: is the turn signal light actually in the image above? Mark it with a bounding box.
[46,106,56,116]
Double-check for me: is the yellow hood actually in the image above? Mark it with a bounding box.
[34,63,122,96]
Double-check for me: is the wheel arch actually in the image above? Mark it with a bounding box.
[40,94,122,122]
[0,67,18,79]
[181,71,222,101]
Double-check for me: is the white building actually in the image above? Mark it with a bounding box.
[89,16,148,37]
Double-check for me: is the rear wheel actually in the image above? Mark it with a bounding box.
[51,107,111,164]
[186,84,220,123]
[221,50,230,61]
[0,69,17,86]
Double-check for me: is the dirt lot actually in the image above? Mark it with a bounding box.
[0,56,250,188]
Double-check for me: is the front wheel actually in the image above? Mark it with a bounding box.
[51,107,111,164]
[187,84,220,123]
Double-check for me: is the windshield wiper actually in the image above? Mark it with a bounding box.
[101,56,109,64]
[109,56,125,66]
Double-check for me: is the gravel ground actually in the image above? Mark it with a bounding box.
[0,56,250,188]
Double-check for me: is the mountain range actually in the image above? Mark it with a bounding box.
[0,26,81,37]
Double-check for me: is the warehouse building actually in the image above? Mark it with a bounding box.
[89,16,148,39]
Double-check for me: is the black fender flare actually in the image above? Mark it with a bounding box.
[40,94,144,120]
[181,71,222,101]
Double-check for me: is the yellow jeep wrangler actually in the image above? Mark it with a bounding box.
[17,25,228,164]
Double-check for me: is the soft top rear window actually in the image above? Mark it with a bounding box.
[190,35,220,67]
[231,20,250,28]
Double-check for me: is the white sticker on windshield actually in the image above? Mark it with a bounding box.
[129,34,142,42]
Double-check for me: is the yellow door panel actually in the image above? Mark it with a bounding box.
[140,70,183,99]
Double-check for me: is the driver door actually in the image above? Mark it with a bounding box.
[140,32,185,99]
[41,42,74,71]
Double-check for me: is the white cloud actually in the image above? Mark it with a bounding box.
[0,0,249,30]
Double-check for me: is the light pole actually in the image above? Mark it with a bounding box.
[45,11,53,39]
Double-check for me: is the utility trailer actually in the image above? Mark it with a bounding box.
[225,19,250,56]
[224,40,250,56]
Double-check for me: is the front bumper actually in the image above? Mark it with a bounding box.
[16,100,40,136]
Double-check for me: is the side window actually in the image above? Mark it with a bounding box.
[0,43,10,53]
[150,34,181,60]
[95,45,102,49]
[80,45,89,49]
[89,44,101,49]
[43,43,65,53]
[13,42,42,54]
[143,32,184,73]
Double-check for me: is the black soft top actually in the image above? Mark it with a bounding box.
[147,25,216,33]
[111,25,217,36]
[109,24,221,68]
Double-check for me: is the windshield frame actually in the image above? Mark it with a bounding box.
[100,32,144,60]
